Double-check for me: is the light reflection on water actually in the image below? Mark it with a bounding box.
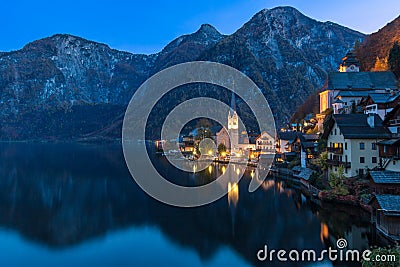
[0,143,373,267]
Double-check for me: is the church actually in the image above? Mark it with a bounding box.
[216,92,274,156]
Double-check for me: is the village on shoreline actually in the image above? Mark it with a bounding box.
[155,51,400,244]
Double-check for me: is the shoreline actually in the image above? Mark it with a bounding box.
[271,166,373,211]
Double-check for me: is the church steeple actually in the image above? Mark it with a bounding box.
[228,91,238,131]
[229,91,236,115]
[227,80,239,151]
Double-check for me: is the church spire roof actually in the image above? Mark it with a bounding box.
[338,50,360,72]
[341,51,360,67]
[230,91,236,115]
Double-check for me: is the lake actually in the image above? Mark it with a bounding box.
[0,143,376,267]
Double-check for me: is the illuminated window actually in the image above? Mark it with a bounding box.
[334,143,338,148]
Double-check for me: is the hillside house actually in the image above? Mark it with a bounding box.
[322,114,391,178]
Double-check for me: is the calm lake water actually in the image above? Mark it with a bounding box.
[0,143,376,267]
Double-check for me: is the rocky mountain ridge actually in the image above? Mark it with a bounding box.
[0,6,366,140]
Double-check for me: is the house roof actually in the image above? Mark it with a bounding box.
[255,131,274,140]
[292,166,302,172]
[278,131,298,141]
[383,104,400,125]
[367,93,400,104]
[304,113,314,121]
[294,134,318,150]
[327,71,398,90]
[293,168,313,181]
[336,90,376,98]
[302,141,317,149]
[333,98,345,104]
[322,114,391,139]
[295,133,316,142]
[371,194,400,214]
[369,171,400,184]
[377,138,400,146]
[303,134,319,141]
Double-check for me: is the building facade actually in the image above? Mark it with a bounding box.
[368,171,400,195]
[255,131,275,153]
[216,92,259,155]
[369,194,400,241]
[360,93,400,120]
[322,114,391,178]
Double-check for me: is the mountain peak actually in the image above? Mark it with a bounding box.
[258,6,302,16]
[151,23,224,72]
[238,6,315,38]
[196,23,222,36]
[20,33,112,55]
[258,6,312,24]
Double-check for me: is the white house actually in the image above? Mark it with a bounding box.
[255,131,275,153]
[322,114,391,178]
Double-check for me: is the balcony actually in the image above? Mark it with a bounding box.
[327,159,351,168]
[379,146,400,159]
[327,147,343,154]
[379,152,400,160]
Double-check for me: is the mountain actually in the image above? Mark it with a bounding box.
[0,6,365,140]
[152,23,225,73]
[0,34,158,139]
[355,15,400,71]
[200,7,364,123]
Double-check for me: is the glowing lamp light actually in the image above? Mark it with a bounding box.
[228,182,239,193]
[233,183,238,193]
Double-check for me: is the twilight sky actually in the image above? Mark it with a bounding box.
[1,0,399,54]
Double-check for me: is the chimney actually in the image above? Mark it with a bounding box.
[367,114,374,128]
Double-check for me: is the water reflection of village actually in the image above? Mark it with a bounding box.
[0,143,383,267]
[188,161,373,255]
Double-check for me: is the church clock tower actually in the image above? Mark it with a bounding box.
[338,51,360,72]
